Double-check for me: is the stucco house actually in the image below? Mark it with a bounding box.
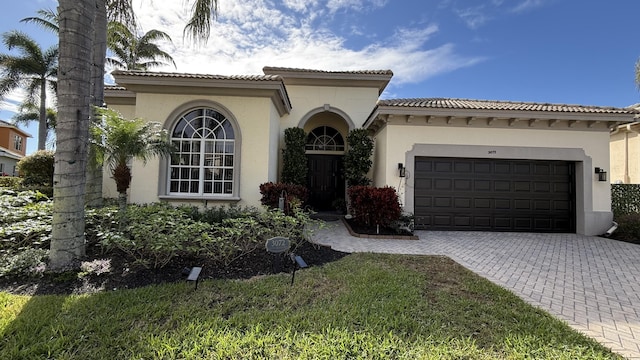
[104,67,637,236]
[0,119,30,176]
[610,121,640,184]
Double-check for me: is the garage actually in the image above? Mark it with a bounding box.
[414,157,576,232]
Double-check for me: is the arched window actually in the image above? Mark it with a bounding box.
[305,126,345,151]
[168,107,236,196]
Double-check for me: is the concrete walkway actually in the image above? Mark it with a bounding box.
[311,221,640,359]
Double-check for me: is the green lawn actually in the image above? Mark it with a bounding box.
[0,253,621,359]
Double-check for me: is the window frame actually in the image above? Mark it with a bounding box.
[159,101,242,201]
[13,135,23,151]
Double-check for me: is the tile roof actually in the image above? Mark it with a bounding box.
[111,70,282,81]
[104,85,128,91]
[263,66,393,76]
[377,98,637,114]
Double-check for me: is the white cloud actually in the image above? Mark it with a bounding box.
[511,0,546,13]
[130,0,482,88]
[0,89,26,115]
[455,6,490,29]
[326,0,388,14]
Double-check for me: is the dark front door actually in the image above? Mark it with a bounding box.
[307,155,345,211]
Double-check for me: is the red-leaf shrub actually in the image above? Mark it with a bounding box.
[259,182,309,214]
[348,186,401,227]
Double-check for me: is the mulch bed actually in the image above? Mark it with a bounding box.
[0,241,348,297]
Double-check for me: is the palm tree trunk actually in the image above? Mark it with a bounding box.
[85,0,107,207]
[38,77,47,150]
[50,0,96,270]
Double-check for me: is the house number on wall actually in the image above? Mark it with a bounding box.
[488,150,497,154]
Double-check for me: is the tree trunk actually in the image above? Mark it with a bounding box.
[50,0,96,270]
[38,77,47,150]
[85,0,107,207]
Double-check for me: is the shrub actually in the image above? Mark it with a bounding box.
[17,150,54,186]
[612,184,640,218]
[203,207,321,266]
[0,248,48,277]
[281,127,308,186]
[348,186,402,227]
[0,176,22,189]
[611,213,640,244]
[177,204,260,224]
[259,182,309,214]
[0,190,52,251]
[344,128,373,186]
[97,203,213,269]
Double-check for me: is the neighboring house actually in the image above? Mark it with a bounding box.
[104,67,637,236]
[0,119,30,176]
[610,121,640,184]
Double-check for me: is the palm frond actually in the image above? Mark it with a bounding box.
[20,8,59,33]
[106,0,136,28]
[183,0,219,44]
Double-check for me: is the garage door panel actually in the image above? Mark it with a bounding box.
[474,180,491,191]
[454,198,472,208]
[514,181,530,191]
[495,199,511,209]
[454,216,472,227]
[454,161,473,173]
[454,179,472,190]
[434,179,452,190]
[534,200,551,211]
[434,161,452,172]
[434,215,453,226]
[494,181,511,191]
[514,199,532,210]
[514,163,531,174]
[414,157,575,232]
[474,198,491,208]
[434,197,451,207]
[534,182,550,192]
[494,163,511,173]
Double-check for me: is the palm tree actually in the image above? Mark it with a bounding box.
[107,21,176,71]
[92,107,174,212]
[52,0,219,270]
[13,102,57,147]
[0,31,57,150]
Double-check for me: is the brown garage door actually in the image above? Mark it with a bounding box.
[414,157,575,232]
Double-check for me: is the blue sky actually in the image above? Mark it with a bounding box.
[1,0,639,155]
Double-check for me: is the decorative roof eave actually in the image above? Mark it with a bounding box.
[110,70,292,116]
[104,85,137,106]
[0,120,32,138]
[0,146,24,160]
[364,99,637,134]
[262,66,393,95]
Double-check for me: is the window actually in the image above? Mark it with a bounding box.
[305,126,345,151]
[168,107,236,196]
[13,135,22,151]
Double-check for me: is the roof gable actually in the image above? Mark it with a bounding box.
[262,66,393,95]
[109,70,292,116]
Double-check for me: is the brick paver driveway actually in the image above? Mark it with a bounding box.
[312,223,640,359]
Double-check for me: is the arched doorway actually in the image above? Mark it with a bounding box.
[305,126,346,211]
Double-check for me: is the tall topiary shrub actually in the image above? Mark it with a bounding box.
[281,127,307,185]
[344,128,373,186]
[16,150,55,186]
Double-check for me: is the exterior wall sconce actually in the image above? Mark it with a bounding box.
[398,163,406,177]
[595,167,607,182]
